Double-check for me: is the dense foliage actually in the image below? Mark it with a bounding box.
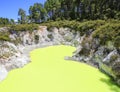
[9,24,39,31]
[1,0,120,24]
[44,0,120,20]
[29,3,47,23]
[93,21,120,48]
[0,17,15,26]
[16,0,120,24]
[18,8,27,24]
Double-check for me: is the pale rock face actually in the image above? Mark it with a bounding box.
[9,34,16,40]
[6,42,18,51]
[13,56,29,68]
[49,27,64,44]
[103,50,118,64]
[0,27,8,32]
[53,27,62,39]
[73,45,82,56]
[23,32,32,45]
[64,32,74,42]
[58,28,66,35]
[41,29,51,42]
[62,28,74,42]
[0,65,8,82]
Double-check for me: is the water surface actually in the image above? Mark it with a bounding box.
[0,45,119,92]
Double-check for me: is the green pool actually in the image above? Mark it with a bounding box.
[0,45,119,92]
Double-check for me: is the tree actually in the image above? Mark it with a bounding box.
[10,19,15,24]
[29,3,47,23]
[45,0,61,20]
[18,8,26,24]
[0,17,10,25]
[26,0,120,22]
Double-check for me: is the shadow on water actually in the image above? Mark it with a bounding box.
[100,77,120,92]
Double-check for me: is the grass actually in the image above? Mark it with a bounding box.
[0,45,120,92]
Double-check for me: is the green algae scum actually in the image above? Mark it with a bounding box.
[0,45,120,92]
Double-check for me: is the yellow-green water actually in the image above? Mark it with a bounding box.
[0,45,120,92]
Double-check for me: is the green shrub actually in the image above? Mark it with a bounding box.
[93,22,120,47]
[41,20,105,35]
[0,32,10,41]
[9,24,39,32]
[114,36,120,48]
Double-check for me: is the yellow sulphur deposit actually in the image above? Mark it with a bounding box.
[0,45,119,92]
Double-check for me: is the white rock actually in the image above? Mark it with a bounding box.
[0,65,8,82]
